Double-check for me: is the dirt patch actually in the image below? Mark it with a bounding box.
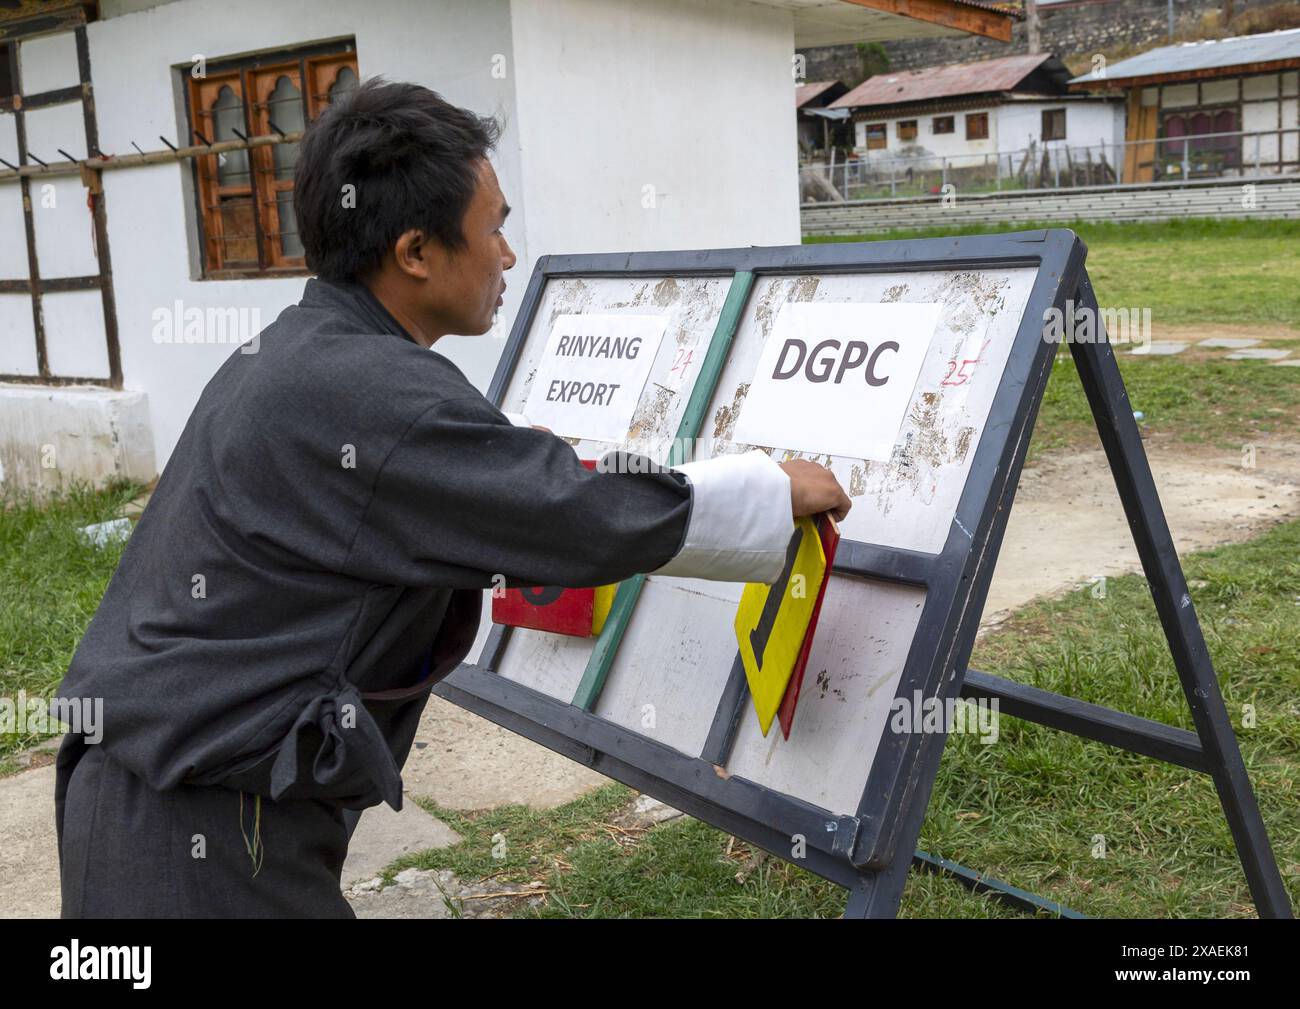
[982,436,1300,629]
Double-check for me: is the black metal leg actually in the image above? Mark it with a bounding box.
[1069,276,1292,919]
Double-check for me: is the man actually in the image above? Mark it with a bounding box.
[54,79,851,918]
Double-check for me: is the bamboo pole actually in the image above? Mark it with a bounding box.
[0,131,304,184]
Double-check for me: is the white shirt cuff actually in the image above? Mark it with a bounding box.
[649,449,794,584]
[501,411,532,428]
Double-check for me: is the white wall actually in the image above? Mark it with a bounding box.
[853,99,1123,167]
[6,0,807,479]
[854,105,999,162]
[997,99,1124,154]
[85,0,522,466]
[508,0,801,258]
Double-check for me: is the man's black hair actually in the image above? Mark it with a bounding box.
[294,77,501,283]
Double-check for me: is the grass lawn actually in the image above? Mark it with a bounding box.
[397,518,1300,918]
[0,480,143,773]
[1031,351,1300,460]
[807,218,1300,329]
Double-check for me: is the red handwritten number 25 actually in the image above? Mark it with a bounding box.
[941,339,989,387]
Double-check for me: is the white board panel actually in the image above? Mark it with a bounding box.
[0,293,39,375]
[31,176,100,278]
[41,288,109,379]
[592,574,745,755]
[493,275,731,705]
[498,275,731,461]
[489,266,1036,820]
[496,624,599,703]
[17,31,81,95]
[724,576,926,817]
[707,269,1037,555]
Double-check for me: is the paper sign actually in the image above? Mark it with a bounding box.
[522,313,668,442]
[733,302,942,461]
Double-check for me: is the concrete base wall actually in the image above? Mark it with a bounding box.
[0,385,156,495]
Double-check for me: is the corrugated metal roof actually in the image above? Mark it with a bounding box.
[830,52,1055,109]
[796,81,843,107]
[1068,27,1300,84]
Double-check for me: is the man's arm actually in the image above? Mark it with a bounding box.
[345,393,839,589]
[500,408,796,582]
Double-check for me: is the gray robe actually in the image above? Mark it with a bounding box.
[54,277,695,917]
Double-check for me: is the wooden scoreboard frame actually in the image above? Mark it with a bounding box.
[433,230,1292,919]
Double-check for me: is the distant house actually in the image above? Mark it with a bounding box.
[795,80,850,156]
[1069,27,1300,183]
[829,53,1123,169]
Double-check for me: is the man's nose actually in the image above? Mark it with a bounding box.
[502,237,517,271]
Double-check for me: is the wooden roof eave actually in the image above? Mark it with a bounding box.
[833,0,1016,44]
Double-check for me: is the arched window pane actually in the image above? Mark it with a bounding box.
[212,85,248,186]
[328,66,358,104]
[269,75,304,180]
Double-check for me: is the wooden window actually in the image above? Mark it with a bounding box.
[965,112,989,140]
[865,122,887,150]
[1042,107,1066,141]
[1161,108,1239,171]
[932,115,954,134]
[186,43,359,277]
[897,119,917,141]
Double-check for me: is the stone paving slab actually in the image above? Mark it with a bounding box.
[341,799,463,886]
[1225,348,1292,361]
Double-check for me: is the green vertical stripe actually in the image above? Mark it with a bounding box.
[572,271,756,711]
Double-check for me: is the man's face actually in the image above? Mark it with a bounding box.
[429,158,516,336]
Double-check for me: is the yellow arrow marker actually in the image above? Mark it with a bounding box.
[733,515,827,736]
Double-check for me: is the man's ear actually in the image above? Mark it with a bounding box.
[393,228,432,281]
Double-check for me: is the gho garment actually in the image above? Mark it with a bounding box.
[54,277,793,918]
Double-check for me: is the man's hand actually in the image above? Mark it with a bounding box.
[779,460,852,522]
[532,423,553,433]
